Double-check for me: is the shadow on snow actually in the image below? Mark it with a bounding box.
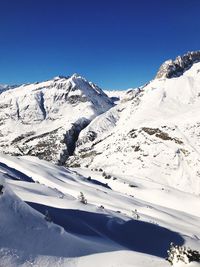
[28,202,184,258]
[0,162,34,182]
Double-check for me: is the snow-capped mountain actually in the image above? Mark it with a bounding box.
[69,53,200,195]
[0,74,113,163]
[1,52,200,267]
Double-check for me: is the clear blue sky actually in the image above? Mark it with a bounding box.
[0,0,200,89]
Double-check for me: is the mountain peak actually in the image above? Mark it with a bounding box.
[155,50,200,79]
[53,75,69,81]
[71,73,81,78]
[53,74,89,85]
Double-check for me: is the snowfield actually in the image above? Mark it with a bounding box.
[71,62,200,195]
[0,153,200,266]
[104,90,126,103]
[1,51,200,266]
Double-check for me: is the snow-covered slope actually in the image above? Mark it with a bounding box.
[104,90,126,103]
[0,75,113,164]
[69,60,200,195]
[0,153,200,266]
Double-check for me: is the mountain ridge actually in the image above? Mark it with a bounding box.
[0,74,113,164]
[155,50,200,79]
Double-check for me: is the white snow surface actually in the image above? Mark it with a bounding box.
[104,90,126,102]
[0,153,200,266]
[71,62,200,195]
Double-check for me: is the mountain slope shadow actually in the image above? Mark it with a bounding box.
[0,162,34,182]
[28,202,184,258]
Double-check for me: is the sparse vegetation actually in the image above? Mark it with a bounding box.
[167,243,200,265]
[133,145,140,152]
[0,184,4,195]
[132,209,140,220]
[102,171,112,179]
[141,127,183,144]
[128,129,137,138]
[129,184,137,188]
[79,150,100,159]
[44,210,52,222]
[78,192,87,204]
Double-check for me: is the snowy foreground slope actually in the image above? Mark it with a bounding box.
[0,153,200,267]
[70,58,200,195]
[0,75,113,163]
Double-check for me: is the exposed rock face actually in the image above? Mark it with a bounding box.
[0,74,114,164]
[155,51,200,79]
[58,118,90,165]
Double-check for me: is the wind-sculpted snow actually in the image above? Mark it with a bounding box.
[0,161,34,182]
[27,203,184,257]
[0,154,200,266]
[0,180,119,266]
[0,74,113,164]
[70,62,200,194]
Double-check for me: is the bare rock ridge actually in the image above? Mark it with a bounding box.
[155,50,200,79]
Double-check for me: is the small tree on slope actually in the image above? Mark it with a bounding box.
[44,210,52,222]
[0,184,4,195]
[167,243,200,265]
[78,192,87,204]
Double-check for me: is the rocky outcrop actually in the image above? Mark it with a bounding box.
[155,51,200,79]
[58,118,90,165]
